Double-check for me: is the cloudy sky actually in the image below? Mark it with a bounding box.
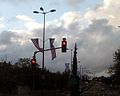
[0,0,120,76]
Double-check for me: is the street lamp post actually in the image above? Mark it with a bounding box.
[33,7,56,70]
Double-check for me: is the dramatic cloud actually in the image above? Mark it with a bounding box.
[0,30,34,62]
[78,19,119,73]
[0,0,120,76]
[43,11,119,74]
[45,0,120,74]
[85,0,120,26]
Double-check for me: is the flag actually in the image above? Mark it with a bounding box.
[65,63,70,72]
[31,38,43,52]
[49,38,56,60]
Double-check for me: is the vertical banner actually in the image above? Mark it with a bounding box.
[49,38,56,60]
[31,38,43,52]
[65,63,70,72]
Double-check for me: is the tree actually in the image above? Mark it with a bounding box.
[109,48,120,84]
[14,58,31,68]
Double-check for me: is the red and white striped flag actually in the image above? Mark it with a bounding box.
[49,38,56,60]
[31,38,43,52]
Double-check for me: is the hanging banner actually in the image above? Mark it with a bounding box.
[31,38,43,52]
[49,38,56,60]
[65,63,70,72]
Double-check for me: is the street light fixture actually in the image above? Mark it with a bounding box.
[40,7,44,11]
[33,7,56,14]
[33,7,56,70]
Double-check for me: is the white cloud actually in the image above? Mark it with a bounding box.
[16,15,42,31]
[0,17,5,28]
[0,24,4,28]
[84,0,120,27]
[0,17,4,21]
[16,15,34,22]
[60,12,82,29]
[25,22,42,31]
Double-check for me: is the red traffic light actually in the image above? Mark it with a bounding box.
[31,57,36,65]
[62,41,66,45]
[31,57,36,70]
[62,38,67,52]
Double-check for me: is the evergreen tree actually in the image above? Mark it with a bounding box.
[109,48,120,84]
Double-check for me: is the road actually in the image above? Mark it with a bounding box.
[80,82,120,96]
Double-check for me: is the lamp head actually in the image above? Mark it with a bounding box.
[50,9,56,12]
[33,11,39,14]
[40,7,44,11]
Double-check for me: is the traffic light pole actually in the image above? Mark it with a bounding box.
[31,39,68,94]
[31,56,36,96]
[33,47,62,58]
[32,70,35,96]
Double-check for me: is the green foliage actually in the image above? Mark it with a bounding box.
[109,48,120,84]
[14,58,31,68]
[0,58,70,94]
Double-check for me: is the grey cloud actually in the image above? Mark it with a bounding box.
[0,13,119,75]
[31,28,43,38]
[0,42,34,63]
[44,18,118,74]
[85,19,113,34]
[0,31,18,45]
[0,30,33,62]
[76,19,119,74]
[66,0,85,7]
[49,0,60,6]
[49,0,85,8]
[46,24,66,36]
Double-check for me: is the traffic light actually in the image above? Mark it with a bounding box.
[31,57,36,70]
[62,38,67,52]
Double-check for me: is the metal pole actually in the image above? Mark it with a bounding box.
[32,70,35,96]
[33,7,56,70]
[42,13,45,70]
[71,49,73,73]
